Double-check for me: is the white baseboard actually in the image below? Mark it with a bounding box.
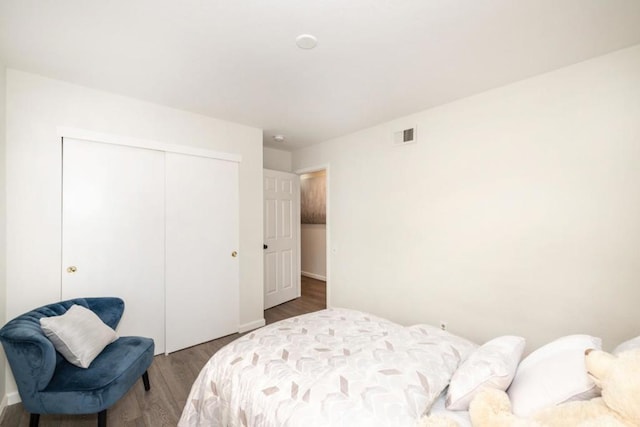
[6,391,20,405]
[0,392,20,421]
[238,318,266,333]
[301,271,326,281]
[0,394,7,418]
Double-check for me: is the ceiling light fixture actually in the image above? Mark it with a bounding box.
[296,34,318,49]
[273,135,286,143]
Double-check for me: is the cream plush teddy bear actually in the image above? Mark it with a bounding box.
[469,349,640,427]
[417,349,640,427]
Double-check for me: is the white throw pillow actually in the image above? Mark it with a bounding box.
[40,304,118,368]
[508,334,601,417]
[446,335,525,410]
[613,336,640,355]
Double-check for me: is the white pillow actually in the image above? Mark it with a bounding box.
[446,335,525,410]
[508,334,602,417]
[40,304,118,368]
[613,336,640,355]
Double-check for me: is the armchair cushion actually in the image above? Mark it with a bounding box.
[39,336,154,414]
[40,304,118,368]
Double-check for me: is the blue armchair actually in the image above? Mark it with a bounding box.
[0,297,154,427]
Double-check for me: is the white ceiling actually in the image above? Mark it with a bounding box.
[2,1,640,150]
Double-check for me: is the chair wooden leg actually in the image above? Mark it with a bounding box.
[29,413,40,427]
[142,370,150,391]
[97,409,107,427]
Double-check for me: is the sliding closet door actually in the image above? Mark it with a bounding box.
[61,137,166,353]
[165,153,239,353]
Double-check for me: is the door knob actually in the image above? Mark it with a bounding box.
[263,244,268,249]
[231,251,238,258]
[66,266,78,274]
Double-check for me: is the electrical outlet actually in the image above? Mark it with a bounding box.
[439,320,447,331]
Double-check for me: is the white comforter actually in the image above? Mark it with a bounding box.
[179,308,476,427]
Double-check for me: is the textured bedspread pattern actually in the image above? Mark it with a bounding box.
[179,308,476,427]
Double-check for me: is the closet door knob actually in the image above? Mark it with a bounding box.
[66,266,78,273]
[231,251,238,258]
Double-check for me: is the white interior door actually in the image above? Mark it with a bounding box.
[264,169,300,309]
[62,137,166,353]
[165,153,239,353]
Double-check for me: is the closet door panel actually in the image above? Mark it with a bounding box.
[61,137,166,353]
[165,153,239,353]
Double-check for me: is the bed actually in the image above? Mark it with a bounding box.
[178,308,477,427]
[428,392,472,427]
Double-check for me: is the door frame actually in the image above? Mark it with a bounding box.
[295,164,330,308]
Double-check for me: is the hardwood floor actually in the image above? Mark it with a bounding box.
[264,275,326,325]
[0,277,326,427]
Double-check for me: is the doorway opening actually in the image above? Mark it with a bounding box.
[298,167,328,310]
[261,165,329,319]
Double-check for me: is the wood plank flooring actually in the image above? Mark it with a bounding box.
[0,277,326,427]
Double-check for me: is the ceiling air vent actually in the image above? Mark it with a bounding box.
[392,125,417,146]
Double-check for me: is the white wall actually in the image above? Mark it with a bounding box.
[0,65,7,411]
[263,146,292,172]
[5,70,264,395]
[293,45,640,352]
[301,224,326,280]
